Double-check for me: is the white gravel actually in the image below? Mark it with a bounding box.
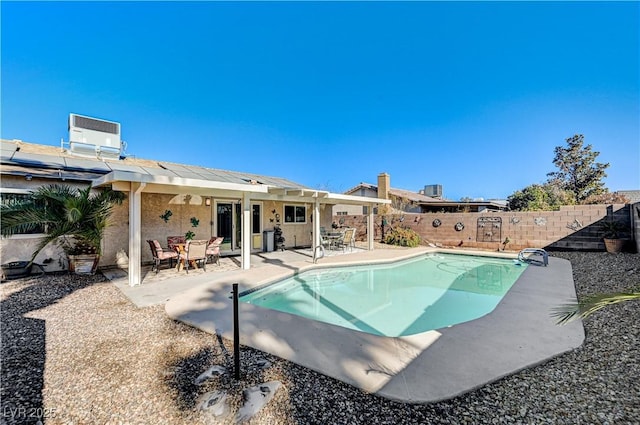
[1,251,638,424]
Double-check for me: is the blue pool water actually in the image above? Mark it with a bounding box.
[240,253,528,337]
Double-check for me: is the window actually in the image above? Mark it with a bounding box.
[252,204,261,234]
[0,191,46,234]
[284,205,306,223]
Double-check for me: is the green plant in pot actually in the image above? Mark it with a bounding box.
[599,218,628,253]
[0,184,126,274]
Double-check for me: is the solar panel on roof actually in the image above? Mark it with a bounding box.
[213,170,248,184]
[63,157,112,173]
[158,162,191,172]
[160,163,245,184]
[203,171,236,183]
[11,152,66,168]
[181,165,224,180]
[0,141,18,157]
[186,168,221,180]
[1,163,104,182]
[106,162,149,173]
[173,170,208,180]
[138,166,179,178]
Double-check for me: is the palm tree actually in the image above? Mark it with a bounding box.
[1,184,125,262]
[553,291,640,325]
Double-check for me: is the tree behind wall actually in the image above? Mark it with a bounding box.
[507,183,574,211]
[546,134,609,203]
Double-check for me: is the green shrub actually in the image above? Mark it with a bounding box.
[384,227,421,247]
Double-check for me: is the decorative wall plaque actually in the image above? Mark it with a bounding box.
[567,219,582,231]
[534,217,547,226]
[477,217,502,242]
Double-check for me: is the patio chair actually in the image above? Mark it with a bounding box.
[179,239,208,273]
[167,235,186,252]
[335,228,356,252]
[147,240,178,273]
[206,236,224,265]
[347,227,357,250]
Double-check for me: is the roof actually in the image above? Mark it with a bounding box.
[344,182,443,203]
[616,190,640,203]
[343,181,507,210]
[0,139,308,189]
[1,139,388,207]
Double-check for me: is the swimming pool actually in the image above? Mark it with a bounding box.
[240,253,528,337]
[167,247,584,402]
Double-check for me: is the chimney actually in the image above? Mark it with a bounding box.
[377,172,390,200]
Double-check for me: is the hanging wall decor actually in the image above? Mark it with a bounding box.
[160,210,173,223]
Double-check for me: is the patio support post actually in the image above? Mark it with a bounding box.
[313,200,320,251]
[368,205,375,251]
[128,182,146,286]
[241,192,251,270]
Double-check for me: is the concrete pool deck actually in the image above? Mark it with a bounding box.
[164,247,585,403]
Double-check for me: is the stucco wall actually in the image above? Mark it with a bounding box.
[335,204,634,252]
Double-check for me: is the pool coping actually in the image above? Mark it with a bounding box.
[165,247,585,403]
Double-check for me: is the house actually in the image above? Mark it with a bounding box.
[1,115,388,287]
[334,173,443,216]
[333,173,506,216]
[616,190,640,204]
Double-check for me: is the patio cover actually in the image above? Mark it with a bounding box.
[93,170,389,287]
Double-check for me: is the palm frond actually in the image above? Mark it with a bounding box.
[1,184,126,259]
[552,291,640,325]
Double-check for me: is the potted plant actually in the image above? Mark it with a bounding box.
[600,218,628,253]
[0,184,125,274]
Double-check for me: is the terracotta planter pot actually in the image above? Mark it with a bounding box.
[68,254,100,274]
[603,238,625,254]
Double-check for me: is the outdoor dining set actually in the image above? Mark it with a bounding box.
[146,236,224,274]
[146,227,358,275]
[320,227,357,252]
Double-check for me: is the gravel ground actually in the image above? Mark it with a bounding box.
[1,251,638,425]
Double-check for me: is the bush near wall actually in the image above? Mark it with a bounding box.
[335,204,634,252]
[384,227,421,247]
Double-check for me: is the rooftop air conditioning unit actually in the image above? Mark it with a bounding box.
[423,184,443,198]
[68,113,122,159]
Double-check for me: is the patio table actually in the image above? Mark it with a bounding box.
[325,232,344,250]
[172,243,200,271]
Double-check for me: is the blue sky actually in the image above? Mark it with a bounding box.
[2,1,638,201]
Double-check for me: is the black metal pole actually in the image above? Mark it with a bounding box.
[232,283,240,380]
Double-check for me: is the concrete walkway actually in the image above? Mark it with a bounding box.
[163,247,585,403]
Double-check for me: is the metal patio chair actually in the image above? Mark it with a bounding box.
[147,239,178,273]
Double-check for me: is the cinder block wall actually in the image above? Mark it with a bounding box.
[335,204,634,252]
